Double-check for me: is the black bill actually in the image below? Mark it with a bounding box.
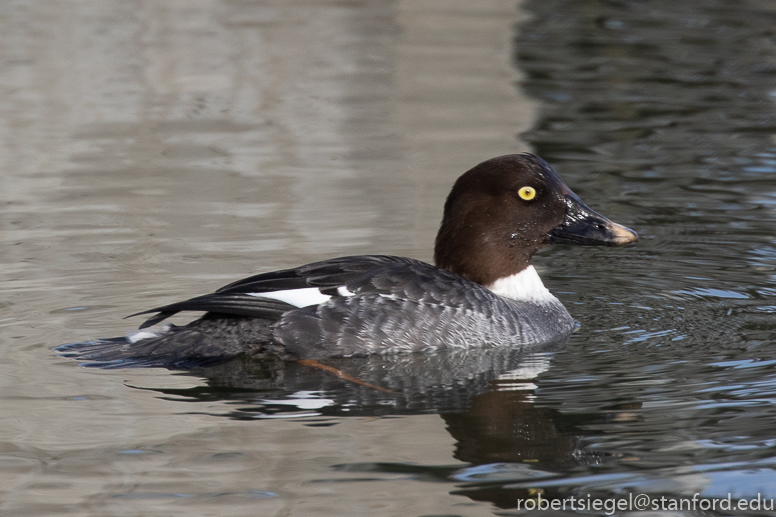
[549,193,638,246]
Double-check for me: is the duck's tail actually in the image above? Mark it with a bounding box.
[55,314,280,369]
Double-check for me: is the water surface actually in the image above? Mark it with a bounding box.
[2,0,776,515]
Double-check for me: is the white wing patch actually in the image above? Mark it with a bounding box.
[248,288,331,308]
[486,265,558,304]
[128,330,161,343]
[127,328,167,343]
[337,286,355,297]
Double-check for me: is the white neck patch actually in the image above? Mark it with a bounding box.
[485,265,558,304]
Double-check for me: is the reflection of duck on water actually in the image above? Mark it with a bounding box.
[59,154,636,368]
[134,344,642,511]
[161,340,569,417]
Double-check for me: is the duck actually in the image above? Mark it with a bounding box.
[57,153,637,369]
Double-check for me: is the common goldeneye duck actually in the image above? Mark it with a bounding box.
[58,153,637,368]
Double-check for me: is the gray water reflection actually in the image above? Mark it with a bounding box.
[0,0,536,515]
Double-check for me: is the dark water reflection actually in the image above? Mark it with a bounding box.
[130,0,776,511]
[511,0,776,508]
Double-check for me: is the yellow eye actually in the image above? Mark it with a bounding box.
[518,186,536,201]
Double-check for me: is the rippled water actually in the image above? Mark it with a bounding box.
[3,0,776,515]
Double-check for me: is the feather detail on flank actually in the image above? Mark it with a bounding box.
[248,288,331,308]
[485,265,558,305]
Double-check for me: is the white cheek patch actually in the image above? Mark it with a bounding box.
[486,265,558,304]
[248,288,331,308]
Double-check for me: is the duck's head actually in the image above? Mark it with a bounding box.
[434,153,638,285]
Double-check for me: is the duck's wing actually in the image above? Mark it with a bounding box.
[128,255,425,329]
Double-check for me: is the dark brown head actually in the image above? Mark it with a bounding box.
[433,154,637,286]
